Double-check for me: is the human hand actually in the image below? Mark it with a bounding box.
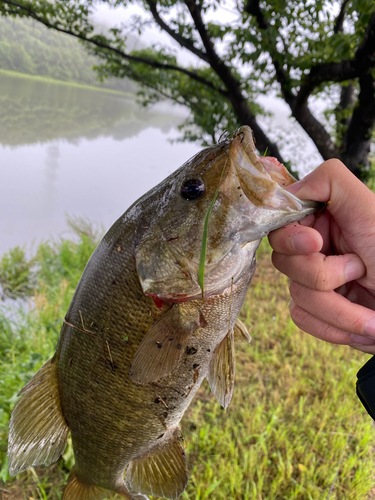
[268,159,375,354]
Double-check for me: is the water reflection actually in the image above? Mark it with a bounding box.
[0,72,199,256]
[0,72,180,146]
[43,142,60,217]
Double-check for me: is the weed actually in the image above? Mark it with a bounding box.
[0,238,374,499]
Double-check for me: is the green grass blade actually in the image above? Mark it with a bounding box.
[198,164,227,297]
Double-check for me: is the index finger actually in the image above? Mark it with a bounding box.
[286,159,375,229]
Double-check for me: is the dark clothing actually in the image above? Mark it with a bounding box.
[357,356,375,420]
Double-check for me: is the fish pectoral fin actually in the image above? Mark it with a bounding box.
[8,358,69,476]
[234,318,251,343]
[126,428,188,500]
[129,304,196,384]
[206,329,235,409]
[63,467,139,500]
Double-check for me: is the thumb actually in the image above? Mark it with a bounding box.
[286,159,375,228]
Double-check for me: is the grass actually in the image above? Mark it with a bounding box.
[0,234,374,500]
[0,69,134,97]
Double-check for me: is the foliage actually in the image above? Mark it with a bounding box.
[1,238,375,499]
[0,223,101,489]
[0,16,138,93]
[0,0,374,177]
[0,247,35,299]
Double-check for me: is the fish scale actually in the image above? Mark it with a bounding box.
[7,126,320,500]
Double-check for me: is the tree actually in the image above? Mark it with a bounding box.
[1,0,374,179]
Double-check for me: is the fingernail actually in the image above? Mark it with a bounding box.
[290,232,314,253]
[286,180,302,195]
[364,317,375,337]
[345,257,365,282]
[351,334,375,345]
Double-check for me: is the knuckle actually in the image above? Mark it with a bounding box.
[289,281,311,305]
[311,266,331,291]
[290,303,309,329]
[349,315,366,335]
[321,158,345,171]
[271,252,288,273]
[320,323,338,344]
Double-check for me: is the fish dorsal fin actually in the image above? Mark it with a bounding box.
[130,304,201,384]
[234,318,251,343]
[206,329,235,409]
[126,428,188,499]
[8,358,69,476]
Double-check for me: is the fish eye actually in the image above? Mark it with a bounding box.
[180,179,205,201]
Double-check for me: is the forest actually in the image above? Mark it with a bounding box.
[0,16,137,93]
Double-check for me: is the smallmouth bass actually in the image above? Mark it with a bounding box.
[8,126,319,500]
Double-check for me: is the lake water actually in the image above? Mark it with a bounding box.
[0,72,200,257]
[0,72,321,258]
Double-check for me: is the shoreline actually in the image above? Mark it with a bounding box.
[0,69,135,97]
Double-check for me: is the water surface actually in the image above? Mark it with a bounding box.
[0,72,199,256]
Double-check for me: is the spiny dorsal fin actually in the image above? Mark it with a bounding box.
[206,329,235,409]
[130,304,202,384]
[126,428,188,499]
[234,318,251,343]
[8,358,69,476]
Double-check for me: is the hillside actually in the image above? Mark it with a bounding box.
[0,16,137,93]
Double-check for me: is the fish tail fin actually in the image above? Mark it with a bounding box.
[8,358,69,476]
[63,467,148,500]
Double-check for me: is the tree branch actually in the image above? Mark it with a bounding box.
[183,0,284,160]
[144,0,209,64]
[335,83,355,152]
[244,0,294,104]
[341,73,375,177]
[0,0,227,96]
[334,0,350,34]
[296,12,375,105]
[292,104,340,159]
[245,0,339,159]
[332,0,354,152]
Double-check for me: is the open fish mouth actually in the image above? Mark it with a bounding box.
[229,127,315,213]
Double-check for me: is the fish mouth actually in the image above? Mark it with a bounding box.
[229,127,320,221]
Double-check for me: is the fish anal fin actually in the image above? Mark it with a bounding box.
[63,468,138,500]
[126,428,188,499]
[8,358,69,476]
[207,329,235,408]
[234,318,251,343]
[129,304,200,384]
